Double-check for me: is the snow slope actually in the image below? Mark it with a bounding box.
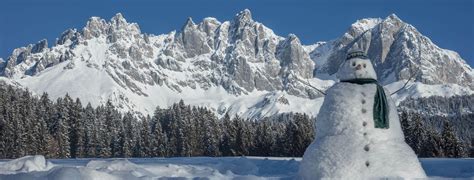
[0,156,472,179]
[14,57,329,118]
[386,81,474,105]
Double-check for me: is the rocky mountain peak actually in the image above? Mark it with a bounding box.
[111,13,127,26]
[235,9,253,24]
[198,17,221,37]
[231,9,254,35]
[345,14,402,39]
[56,29,78,45]
[83,17,108,38]
[315,14,473,90]
[348,18,382,35]
[108,13,141,36]
[31,39,48,54]
[82,13,141,40]
[287,34,300,43]
[201,17,220,25]
[376,14,404,34]
[182,17,196,30]
[385,13,402,23]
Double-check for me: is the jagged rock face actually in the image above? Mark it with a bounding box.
[314,14,473,89]
[2,40,48,77]
[31,39,48,54]
[277,34,314,79]
[176,18,212,58]
[156,9,317,97]
[56,29,77,45]
[1,10,319,99]
[2,36,79,78]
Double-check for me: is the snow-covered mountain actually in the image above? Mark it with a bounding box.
[308,14,473,88]
[0,10,472,118]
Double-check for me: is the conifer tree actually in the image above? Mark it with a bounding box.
[202,109,220,156]
[53,98,71,158]
[233,115,249,156]
[18,90,36,156]
[254,118,274,156]
[96,105,111,157]
[120,112,135,157]
[420,128,444,157]
[406,113,426,155]
[220,113,234,156]
[138,117,152,157]
[82,103,97,157]
[442,121,466,157]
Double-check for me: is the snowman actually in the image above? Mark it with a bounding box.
[298,51,426,179]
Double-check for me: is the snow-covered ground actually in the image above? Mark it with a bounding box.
[0,155,472,179]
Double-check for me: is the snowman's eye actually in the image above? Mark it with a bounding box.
[363,64,367,68]
[352,62,356,66]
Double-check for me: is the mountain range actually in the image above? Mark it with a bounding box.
[1,9,472,119]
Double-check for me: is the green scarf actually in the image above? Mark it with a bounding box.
[340,78,389,129]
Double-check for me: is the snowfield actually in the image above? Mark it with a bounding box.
[0,155,472,179]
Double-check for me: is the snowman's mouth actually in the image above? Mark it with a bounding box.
[354,71,366,78]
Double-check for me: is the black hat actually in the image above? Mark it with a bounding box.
[346,51,368,60]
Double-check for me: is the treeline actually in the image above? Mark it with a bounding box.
[399,109,471,157]
[0,84,314,158]
[0,84,471,159]
[399,95,474,157]
[400,95,473,145]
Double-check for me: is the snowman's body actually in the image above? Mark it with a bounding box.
[298,52,426,179]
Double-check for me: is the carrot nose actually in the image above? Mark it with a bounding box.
[355,64,362,70]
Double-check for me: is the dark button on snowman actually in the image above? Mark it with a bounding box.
[298,51,426,179]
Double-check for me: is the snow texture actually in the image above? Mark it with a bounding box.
[0,156,472,179]
[299,59,426,179]
[0,155,53,174]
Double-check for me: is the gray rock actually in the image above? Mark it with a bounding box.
[177,17,211,58]
[31,39,48,54]
[56,29,77,45]
[83,17,107,39]
[277,34,314,79]
[318,14,473,89]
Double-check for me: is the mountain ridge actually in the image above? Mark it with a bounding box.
[0,9,472,118]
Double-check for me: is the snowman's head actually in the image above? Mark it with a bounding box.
[337,51,377,81]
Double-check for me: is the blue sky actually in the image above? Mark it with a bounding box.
[1,0,473,65]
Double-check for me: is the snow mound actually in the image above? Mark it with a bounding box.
[86,159,154,179]
[0,155,52,174]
